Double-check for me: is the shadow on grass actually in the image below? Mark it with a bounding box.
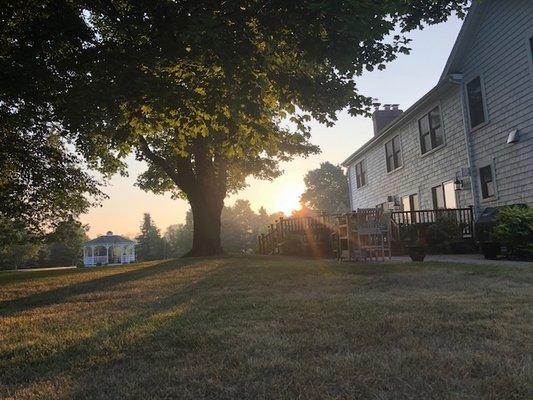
[0,259,194,317]
[0,259,227,393]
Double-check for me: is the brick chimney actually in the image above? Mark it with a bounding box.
[372,103,403,137]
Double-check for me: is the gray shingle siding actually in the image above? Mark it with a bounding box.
[348,86,473,210]
[345,0,533,214]
[458,0,533,210]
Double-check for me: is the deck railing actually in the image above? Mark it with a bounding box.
[258,214,339,256]
[391,206,474,241]
[258,206,475,256]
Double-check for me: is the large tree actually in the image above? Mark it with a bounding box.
[3,0,468,256]
[301,162,350,213]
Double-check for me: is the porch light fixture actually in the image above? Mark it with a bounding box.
[454,177,463,191]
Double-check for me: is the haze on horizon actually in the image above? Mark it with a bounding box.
[81,16,464,239]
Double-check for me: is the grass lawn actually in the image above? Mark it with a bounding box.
[1,256,532,399]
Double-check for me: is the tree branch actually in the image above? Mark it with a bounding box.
[138,135,194,194]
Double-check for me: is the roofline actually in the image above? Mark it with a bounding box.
[341,80,450,167]
[84,238,135,245]
[438,1,482,83]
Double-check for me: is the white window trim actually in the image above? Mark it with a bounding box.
[478,159,499,203]
[384,134,403,174]
[464,73,490,132]
[416,102,447,157]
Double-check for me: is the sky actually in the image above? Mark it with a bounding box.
[80,16,464,239]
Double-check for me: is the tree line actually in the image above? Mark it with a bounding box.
[0,162,349,268]
[136,200,284,260]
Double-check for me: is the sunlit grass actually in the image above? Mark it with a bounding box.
[1,257,531,399]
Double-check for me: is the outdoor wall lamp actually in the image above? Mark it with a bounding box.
[454,177,464,191]
[507,129,519,144]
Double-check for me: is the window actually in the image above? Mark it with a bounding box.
[431,181,457,209]
[402,193,419,223]
[466,76,487,128]
[402,194,419,212]
[418,107,444,154]
[385,135,402,172]
[479,165,495,199]
[354,160,366,188]
[443,181,457,209]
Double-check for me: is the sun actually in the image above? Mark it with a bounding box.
[276,186,303,215]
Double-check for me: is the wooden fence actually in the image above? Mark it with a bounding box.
[258,214,339,257]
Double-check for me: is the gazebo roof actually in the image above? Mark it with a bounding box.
[84,231,134,246]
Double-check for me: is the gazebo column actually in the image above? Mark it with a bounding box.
[106,245,110,265]
[91,245,95,265]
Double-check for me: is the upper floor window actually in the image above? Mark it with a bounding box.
[354,160,366,188]
[431,181,457,209]
[479,165,495,199]
[418,106,444,154]
[466,76,487,129]
[385,135,402,172]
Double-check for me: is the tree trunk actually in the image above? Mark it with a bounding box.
[182,192,225,257]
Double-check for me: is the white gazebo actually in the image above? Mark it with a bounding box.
[83,231,135,267]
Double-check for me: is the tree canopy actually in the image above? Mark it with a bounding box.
[2,0,468,255]
[0,1,105,236]
[301,162,350,213]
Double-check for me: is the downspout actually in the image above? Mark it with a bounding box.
[346,165,354,211]
[450,74,480,217]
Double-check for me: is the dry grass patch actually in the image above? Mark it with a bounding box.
[0,256,532,399]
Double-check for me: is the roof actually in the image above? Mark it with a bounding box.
[342,2,485,167]
[438,1,486,83]
[84,234,134,246]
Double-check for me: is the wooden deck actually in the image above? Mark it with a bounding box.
[258,207,475,258]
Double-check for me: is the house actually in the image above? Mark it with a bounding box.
[342,0,533,218]
[83,231,135,266]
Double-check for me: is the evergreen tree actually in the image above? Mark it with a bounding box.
[135,213,165,261]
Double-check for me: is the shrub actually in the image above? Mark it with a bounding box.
[426,214,463,253]
[494,205,533,257]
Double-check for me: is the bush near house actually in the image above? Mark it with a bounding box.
[404,215,464,254]
[494,205,533,258]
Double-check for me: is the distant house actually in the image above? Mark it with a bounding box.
[342,0,533,217]
[83,231,135,266]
